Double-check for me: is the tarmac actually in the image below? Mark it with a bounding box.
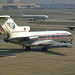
[0,41,75,75]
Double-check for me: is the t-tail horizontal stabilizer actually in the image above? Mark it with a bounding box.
[0,15,10,25]
[0,15,10,34]
[0,15,10,19]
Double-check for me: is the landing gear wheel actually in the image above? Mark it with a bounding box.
[68,42,73,47]
[63,45,67,47]
[26,46,31,51]
[71,42,72,44]
[42,47,47,52]
[23,45,25,49]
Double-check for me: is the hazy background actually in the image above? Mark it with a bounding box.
[0,0,75,4]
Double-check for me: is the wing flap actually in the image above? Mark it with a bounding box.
[49,41,75,46]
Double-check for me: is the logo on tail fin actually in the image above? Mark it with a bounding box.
[7,22,15,29]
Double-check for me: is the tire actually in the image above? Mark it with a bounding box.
[26,46,31,51]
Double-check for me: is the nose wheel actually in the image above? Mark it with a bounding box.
[71,42,72,44]
[26,46,31,51]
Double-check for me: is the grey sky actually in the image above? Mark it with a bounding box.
[0,0,75,4]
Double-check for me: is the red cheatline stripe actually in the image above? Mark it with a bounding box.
[38,37,73,40]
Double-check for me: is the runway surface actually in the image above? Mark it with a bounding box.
[0,41,75,75]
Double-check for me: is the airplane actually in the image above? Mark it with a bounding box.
[0,15,75,51]
[19,11,49,21]
[67,27,75,30]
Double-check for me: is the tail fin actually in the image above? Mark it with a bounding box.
[0,15,18,36]
[0,15,10,18]
[19,11,24,16]
[0,15,10,25]
[0,15,30,37]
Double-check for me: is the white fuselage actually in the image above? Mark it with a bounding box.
[8,30,73,46]
[19,11,49,20]
[21,15,49,20]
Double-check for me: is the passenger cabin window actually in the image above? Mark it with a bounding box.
[39,36,47,38]
[52,36,55,38]
[38,35,72,39]
[56,35,59,37]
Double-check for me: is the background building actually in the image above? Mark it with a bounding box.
[7,0,20,3]
[14,0,20,3]
[7,0,14,3]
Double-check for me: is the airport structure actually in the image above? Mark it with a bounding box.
[7,0,20,3]
[7,0,14,3]
[0,0,75,9]
[0,0,40,9]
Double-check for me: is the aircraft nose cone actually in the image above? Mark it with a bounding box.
[46,16,49,18]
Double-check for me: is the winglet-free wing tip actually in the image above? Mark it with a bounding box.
[0,15,10,19]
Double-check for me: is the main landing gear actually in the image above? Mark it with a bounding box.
[23,46,31,51]
[23,45,48,52]
[42,46,48,52]
[26,46,31,51]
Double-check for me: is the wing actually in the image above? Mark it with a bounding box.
[32,40,75,46]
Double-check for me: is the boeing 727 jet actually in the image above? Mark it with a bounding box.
[0,15,74,51]
[19,11,49,21]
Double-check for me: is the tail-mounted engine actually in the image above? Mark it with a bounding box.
[4,38,10,42]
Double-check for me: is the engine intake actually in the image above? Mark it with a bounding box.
[4,38,10,42]
[29,36,38,40]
